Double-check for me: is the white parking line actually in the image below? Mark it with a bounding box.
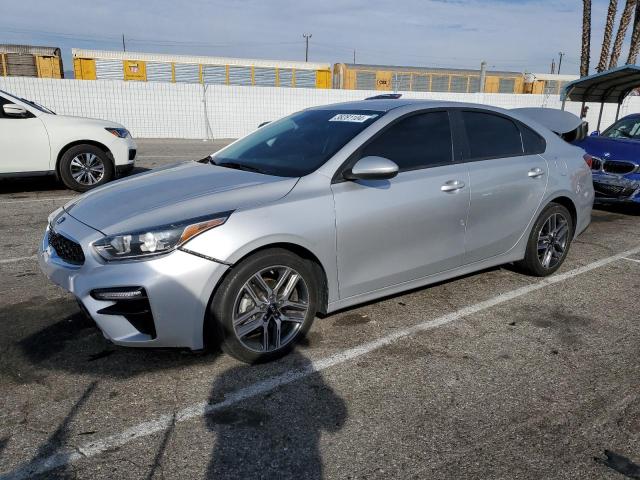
[0,255,37,265]
[2,244,640,480]
[0,196,75,205]
[622,257,640,264]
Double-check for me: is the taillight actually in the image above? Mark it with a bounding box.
[583,153,593,168]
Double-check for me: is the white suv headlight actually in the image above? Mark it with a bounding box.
[92,213,230,261]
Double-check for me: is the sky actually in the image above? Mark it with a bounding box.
[0,0,624,76]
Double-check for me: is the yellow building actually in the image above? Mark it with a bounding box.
[72,49,332,88]
[0,44,63,78]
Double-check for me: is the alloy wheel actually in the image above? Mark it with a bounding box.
[70,153,105,186]
[537,212,569,269]
[232,265,310,353]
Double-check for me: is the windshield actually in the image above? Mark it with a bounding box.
[211,109,383,177]
[0,89,55,115]
[602,117,640,139]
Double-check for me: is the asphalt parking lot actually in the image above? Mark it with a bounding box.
[1,139,640,480]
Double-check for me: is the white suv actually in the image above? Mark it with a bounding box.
[0,89,137,192]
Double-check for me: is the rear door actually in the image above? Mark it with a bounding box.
[331,110,470,299]
[0,95,50,174]
[458,109,548,263]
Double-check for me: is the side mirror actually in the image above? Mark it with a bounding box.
[590,130,600,136]
[344,156,399,181]
[2,103,29,118]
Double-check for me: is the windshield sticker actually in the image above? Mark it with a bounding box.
[329,113,378,123]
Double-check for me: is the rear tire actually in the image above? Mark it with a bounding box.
[516,203,574,276]
[59,144,114,192]
[209,248,319,363]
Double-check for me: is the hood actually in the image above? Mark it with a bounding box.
[573,135,640,162]
[65,161,299,235]
[44,113,125,129]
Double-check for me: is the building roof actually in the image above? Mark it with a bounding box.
[561,65,640,103]
[71,49,330,71]
[0,44,61,56]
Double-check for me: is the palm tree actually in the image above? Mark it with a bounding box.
[581,0,592,76]
[610,0,636,68]
[597,0,618,72]
[627,0,640,63]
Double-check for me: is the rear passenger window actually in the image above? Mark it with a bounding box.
[520,124,546,154]
[360,111,453,170]
[462,111,523,160]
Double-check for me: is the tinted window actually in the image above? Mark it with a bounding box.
[602,116,640,139]
[462,111,523,160]
[359,111,452,170]
[212,109,383,177]
[520,124,546,154]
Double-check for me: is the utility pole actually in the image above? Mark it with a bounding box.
[353,49,356,64]
[122,34,126,52]
[551,58,556,74]
[557,51,565,74]
[479,60,487,93]
[303,33,312,62]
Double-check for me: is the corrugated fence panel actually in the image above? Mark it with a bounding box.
[146,62,172,82]
[356,71,375,90]
[450,76,469,93]
[393,73,411,92]
[278,69,293,87]
[203,65,227,85]
[431,75,449,92]
[2,76,638,139]
[253,67,277,87]
[228,66,252,86]
[95,59,123,80]
[412,75,430,92]
[498,78,516,93]
[174,63,200,83]
[6,53,37,77]
[294,70,316,88]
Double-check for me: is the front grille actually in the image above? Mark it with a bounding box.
[48,229,85,265]
[128,149,137,161]
[602,160,637,175]
[594,182,637,198]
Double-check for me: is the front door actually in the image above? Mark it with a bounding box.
[331,110,470,299]
[0,96,50,174]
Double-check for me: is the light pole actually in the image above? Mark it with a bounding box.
[558,51,565,74]
[303,33,312,62]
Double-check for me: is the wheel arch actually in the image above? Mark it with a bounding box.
[546,195,578,235]
[55,140,114,180]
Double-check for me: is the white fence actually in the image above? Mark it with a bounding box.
[1,76,638,139]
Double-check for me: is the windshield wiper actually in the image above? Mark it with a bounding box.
[211,159,266,174]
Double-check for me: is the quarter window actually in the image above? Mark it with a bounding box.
[520,124,546,154]
[359,111,453,170]
[462,111,523,160]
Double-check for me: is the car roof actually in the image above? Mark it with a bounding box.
[310,98,449,112]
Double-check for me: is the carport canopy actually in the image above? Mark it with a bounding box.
[561,65,640,130]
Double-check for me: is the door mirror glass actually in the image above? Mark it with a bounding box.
[590,130,600,136]
[3,103,29,118]
[345,156,399,181]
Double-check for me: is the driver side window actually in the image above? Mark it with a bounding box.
[359,111,453,171]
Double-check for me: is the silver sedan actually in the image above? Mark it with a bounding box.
[39,99,594,363]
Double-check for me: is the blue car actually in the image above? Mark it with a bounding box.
[574,114,640,204]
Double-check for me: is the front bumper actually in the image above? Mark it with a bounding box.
[38,213,229,350]
[592,172,640,204]
[109,135,137,167]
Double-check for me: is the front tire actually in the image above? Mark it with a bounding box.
[59,144,114,192]
[209,248,319,363]
[517,203,574,276]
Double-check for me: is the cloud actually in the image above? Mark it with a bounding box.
[0,0,618,75]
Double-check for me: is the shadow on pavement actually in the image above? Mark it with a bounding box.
[204,350,347,480]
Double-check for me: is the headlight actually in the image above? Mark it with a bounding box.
[92,213,230,261]
[105,127,131,138]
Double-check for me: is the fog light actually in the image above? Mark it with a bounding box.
[91,287,146,301]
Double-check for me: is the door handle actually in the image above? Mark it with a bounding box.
[528,167,545,178]
[440,180,466,192]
